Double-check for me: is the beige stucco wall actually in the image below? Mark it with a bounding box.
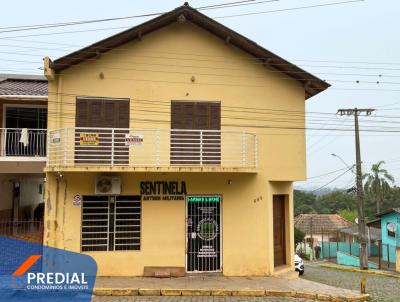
[45,172,293,276]
[47,21,306,180]
[44,20,308,276]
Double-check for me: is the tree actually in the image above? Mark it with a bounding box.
[337,209,358,224]
[294,190,317,215]
[294,228,305,247]
[315,191,357,214]
[363,161,395,214]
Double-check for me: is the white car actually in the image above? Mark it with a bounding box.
[295,254,304,275]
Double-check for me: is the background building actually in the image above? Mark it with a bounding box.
[0,74,47,222]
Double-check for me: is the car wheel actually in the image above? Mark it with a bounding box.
[299,270,304,276]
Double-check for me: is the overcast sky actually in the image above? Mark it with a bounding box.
[1,0,399,190]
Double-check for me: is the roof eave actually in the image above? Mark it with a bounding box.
[50,5,330,99]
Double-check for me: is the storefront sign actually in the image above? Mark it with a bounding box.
[73,194,82,206]
[187,196,221,203]
[80,133,99,145]
[140,181,187,201]
[125,134,143,146]
[50,133,61,144]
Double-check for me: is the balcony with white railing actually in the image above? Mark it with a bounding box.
[46,128,258,172]
[0,128,47,161]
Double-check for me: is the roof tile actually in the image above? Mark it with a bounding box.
[0,79,48,96]
[294,214,354,234]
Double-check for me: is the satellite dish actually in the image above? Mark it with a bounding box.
[355,217,359,224]
[387,223,396,233]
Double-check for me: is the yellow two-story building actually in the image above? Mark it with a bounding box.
[43,4,329,277]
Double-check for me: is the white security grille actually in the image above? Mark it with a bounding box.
[81,196,141,252]
[186,196,221,272]
[114,196,141,251]
[81,196,109,252]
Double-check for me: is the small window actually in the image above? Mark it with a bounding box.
[81,195,141,252]
[387,222,396,238]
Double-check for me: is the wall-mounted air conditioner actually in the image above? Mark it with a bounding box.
[95,176,121,195]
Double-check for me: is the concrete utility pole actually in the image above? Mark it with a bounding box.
[337,108,375,270]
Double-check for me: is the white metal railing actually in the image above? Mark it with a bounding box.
[0,128,47,158]
[47,127,258,169]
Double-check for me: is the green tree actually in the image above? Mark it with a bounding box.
[294,227,305,247]
[337,209,358,224]
[363,161,394,214]
[315,191,357,214]
[294,190,317,215]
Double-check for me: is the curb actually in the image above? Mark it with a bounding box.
[320,263,400,279]
[92,288,370,301]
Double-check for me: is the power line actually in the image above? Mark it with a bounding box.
[0,0,363,35]
[214,0,364,18]
[2,39,400,70]
[0,1,275,34]
[307,167,351,180]
[311,167,354,193]
[5,85,400,125]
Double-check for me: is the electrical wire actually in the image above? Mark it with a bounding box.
[310,167,354,193]
[0,0,362,35]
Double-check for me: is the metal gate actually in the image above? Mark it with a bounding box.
[186,195,221,272]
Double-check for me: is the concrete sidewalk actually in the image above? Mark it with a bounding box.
[94,274,369,301]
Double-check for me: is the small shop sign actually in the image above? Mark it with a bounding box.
[80,133,99,145]
[73,194,82,206]
[125,134,143,146]
[50,133,61,144]
[187,196,221,203]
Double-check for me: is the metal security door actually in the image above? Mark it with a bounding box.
[186,196,221,272]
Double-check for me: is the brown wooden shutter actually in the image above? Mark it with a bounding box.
[76,99,89,127]
[75,98,130,165]
[170,101,221,166]
[117,101,129,128]
[208,103,221,130]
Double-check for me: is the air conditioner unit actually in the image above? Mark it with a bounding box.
[95,176,121,195]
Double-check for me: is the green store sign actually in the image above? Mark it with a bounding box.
[187,196,221,203]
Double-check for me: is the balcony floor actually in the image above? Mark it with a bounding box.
[44,165,257,173]
[0,156,46,162]
[0,160,46,174]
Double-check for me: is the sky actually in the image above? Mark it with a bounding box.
[1,0,399,190]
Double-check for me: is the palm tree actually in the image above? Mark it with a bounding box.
[363,161,394,214]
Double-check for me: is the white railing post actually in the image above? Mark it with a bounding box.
[242,131,246,167]
[111,129,115,167]
[200,130,203,166]
[156,129,160,166]
[0,129,4,157]
[46,130,50,167]
[64,128,68,166]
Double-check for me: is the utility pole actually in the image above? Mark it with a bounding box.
[337,108,375,270]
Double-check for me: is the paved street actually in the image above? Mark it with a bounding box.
[301,262,400,302]
[92,297,315,302]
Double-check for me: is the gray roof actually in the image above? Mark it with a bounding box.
[0,74,47,96]
[376,208,400,217]
[339,225,382,241]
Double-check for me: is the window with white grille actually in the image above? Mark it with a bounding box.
[81,195,141,252]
